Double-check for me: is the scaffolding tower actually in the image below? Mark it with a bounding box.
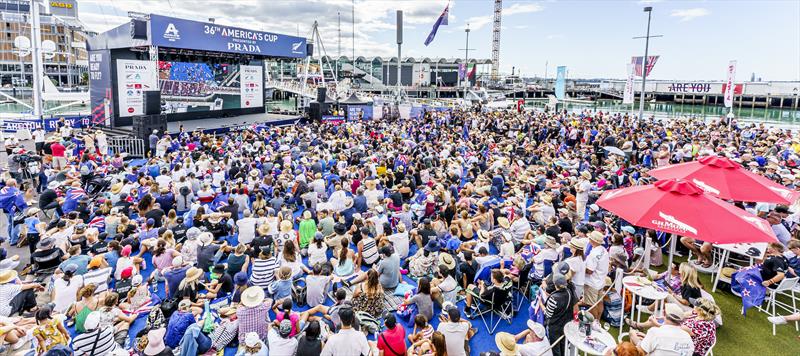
[491,0,502,80]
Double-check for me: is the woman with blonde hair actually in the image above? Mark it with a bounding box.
[642,262,704,314]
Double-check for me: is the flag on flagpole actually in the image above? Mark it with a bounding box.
[467,64,477,79]
[424,3,449,46]
[631,56,659,77]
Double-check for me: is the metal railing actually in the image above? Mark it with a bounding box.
[108,136,146,158]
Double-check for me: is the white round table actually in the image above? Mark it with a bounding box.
[618,275,669,342]
[563,320,617,355]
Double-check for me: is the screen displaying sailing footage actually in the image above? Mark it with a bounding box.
[157,61,263,114]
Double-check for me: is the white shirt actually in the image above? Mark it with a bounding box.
[155,174,172,188]
[638,324,695,356]
[436,321,470,356]
[266,327,298,356]
[321,328,371,356]
[387,231,410,259]
[236,217,257,244]
[33,129,45,143]
[509,216,532,242]
[532,248,559,280]
[52,275,84,314]
[518,340,554,356]
[565,256,586,287]
[576,180,591,202]
[585,245,610,289]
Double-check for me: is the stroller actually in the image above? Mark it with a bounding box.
[85,174,114,197]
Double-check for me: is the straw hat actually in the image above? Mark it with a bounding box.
[208,214,223,224]
[543,235,559,248]
[439,253,456,270]
[110,182,123,194]
[588,231,605,244]
[257,224,270,236]
[497,217,510,229]
[199,232,213,246]
[144,328,167,356]
[581,171,592,180]
[568,238,588,251]
[184,267,203,282]
[241,286,266,308]
[279,219,293,232]
[0,270,17,284]
[495,332,518,356]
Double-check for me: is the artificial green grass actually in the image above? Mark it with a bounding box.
[614,257,800,355]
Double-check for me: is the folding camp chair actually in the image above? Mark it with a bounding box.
[758,277,799,336]
[467,280,514,334]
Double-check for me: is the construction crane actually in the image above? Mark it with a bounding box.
[491,0,502,81]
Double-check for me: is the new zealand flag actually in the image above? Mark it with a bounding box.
[731,265,766,316]
[62,188,86,214]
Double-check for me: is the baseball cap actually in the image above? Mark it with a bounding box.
[526,320,546,338]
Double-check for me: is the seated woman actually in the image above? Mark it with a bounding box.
[96,293,136,343]
[352,269,385,318]
[273,299,327,339]
[627,298,720,356]
[330,238,356,279]
[408,240,439,279]
[643,262,703,314]
[401,278,435,323]
[280,241,310,278]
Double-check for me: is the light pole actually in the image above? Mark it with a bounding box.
[396,10,403,103]
[638,6,653,120]
[463,24,470,100]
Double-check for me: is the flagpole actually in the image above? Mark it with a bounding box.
[638,6,653,121]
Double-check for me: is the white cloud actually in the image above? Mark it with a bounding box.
[504,3,544,16]
[670,8,710,22]
[546,34,563,40]
[637,0,663,4]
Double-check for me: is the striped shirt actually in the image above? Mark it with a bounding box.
[360,237,379,265]
[71,328,119,356]
[250,257,279,288]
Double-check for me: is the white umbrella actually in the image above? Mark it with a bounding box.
[603,146,626,157]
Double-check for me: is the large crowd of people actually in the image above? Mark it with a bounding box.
[0,106,798,356]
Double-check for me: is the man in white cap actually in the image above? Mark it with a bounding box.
[515,320,552,356]
[629,303,695,356]
[575,170,592,221]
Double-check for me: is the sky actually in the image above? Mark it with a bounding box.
[76,0,800,81]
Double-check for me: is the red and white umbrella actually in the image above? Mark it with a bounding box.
[597,178,777,244]
[647,155,800,204]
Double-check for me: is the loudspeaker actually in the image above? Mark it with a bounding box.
[306,43,313,57]
[143,90,161,115]
[308,102,321,122]
[317,87,327,103]
[133,114,168,149]
[130,19,148,40]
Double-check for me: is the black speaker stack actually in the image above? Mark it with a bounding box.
[306,87,327,122]
[143,90,161,116]
[133,114,168,150]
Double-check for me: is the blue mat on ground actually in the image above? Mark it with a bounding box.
[66,228,528,355]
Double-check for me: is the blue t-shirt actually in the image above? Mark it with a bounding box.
[59,255,91,275]
[164,266,190,299]
[268,279,293,300]
[24,216,40,235]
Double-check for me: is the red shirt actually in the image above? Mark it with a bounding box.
[377,324,406,356]
[50,142,66,157]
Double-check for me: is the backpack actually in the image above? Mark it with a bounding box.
[146,307,166,329]
[356,311,380,335]
[292,283,307,307]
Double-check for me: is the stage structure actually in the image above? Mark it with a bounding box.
[87,14,307,127]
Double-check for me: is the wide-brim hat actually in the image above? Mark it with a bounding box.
[257,224,270,235]
[241,286,266,308]
[497,217,510,229]
[581,171,592,180]
[424,239,440,252]
[144,328,167,355]
[184,267,203,282]
[588,231,605,244]
[110,182,123,194]
[344,198,354,209]
[199,232,214,246]
[280,219,293,232]
[543,235,559,248]
[249,169,260,177]
[495,332,518,355]
[439,253,456,269]
[569,238,588,251]
[0,270,17,284]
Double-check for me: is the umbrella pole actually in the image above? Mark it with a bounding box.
[665,234,677,284]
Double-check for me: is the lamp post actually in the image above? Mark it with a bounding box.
[638,6,653,120]
[463,24,470,100]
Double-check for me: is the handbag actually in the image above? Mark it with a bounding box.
[160,298,179,319]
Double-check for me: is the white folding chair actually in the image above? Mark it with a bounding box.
[758,277,799,335]
[703,338,716,356]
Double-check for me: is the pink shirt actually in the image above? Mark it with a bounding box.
[275,312,300,337]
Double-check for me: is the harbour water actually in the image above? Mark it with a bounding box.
[526,99,800,126]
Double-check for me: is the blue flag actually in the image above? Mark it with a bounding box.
[731,265,766,316]
[424,4,449,46]
[0,186,27,214]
